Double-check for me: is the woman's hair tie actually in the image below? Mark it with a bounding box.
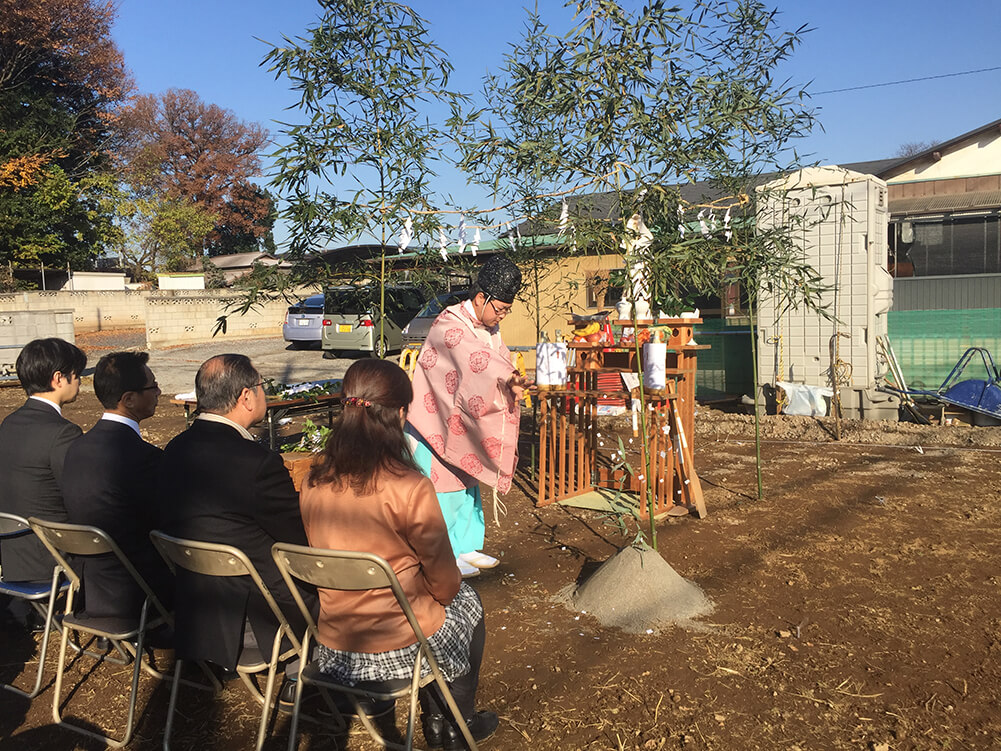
[343,396,372,408]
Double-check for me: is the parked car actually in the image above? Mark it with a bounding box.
[282,293,325,348]
[321,285,426,358]
[401,289,469,347]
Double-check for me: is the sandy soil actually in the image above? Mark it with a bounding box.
[3,332,1001,750]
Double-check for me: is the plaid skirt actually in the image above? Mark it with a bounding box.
[315,583,482,686]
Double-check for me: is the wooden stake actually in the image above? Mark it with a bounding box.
[666,381,707,518]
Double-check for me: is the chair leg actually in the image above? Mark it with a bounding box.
[405,682,421,751]
[256,630,285,751]
[117,624,148,748]
[351,693,405,750]
[50,600,73,727]
[163,658,185,751]
[50,605,152,748]
[428,658,478,751]
[286,672,307,751]
[3,570,65,698]
[199,661,223,692]
[2,602,53,698]
[286,631,312,751]
[237,669,265,704]
[107,637,134,665]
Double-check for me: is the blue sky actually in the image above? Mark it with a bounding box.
[112,1,1001,245]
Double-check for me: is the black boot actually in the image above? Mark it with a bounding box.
[421,713,446,749]
[443,710,499,750]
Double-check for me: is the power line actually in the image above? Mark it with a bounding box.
[814,65,1001,95]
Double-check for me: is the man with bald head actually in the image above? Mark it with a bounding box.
[159,354,310,673]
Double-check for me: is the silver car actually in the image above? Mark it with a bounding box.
[401,289,469,347]
[321,286,426,358]
[282,293,325,349]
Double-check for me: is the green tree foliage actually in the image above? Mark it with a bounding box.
[261,0,467,341]
[460,1,816,219]
[457,0,822,509]
[0,0,130,271]
[115,196,216,281]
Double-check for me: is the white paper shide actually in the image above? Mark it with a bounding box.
[536,342,569,387]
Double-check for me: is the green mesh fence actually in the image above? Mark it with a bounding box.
[691,310,1001,400]
[693,320,753,399]
[887,309,1001,389]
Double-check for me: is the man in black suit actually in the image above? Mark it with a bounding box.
[62,351,171,620]
[159,354,311,673]
[0,338,86,586]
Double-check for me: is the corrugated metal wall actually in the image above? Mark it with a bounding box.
[892,274,1001,310]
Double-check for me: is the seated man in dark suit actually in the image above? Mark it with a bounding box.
[159,354,313,681]
[0,338,86,616]
[63,351,172,621]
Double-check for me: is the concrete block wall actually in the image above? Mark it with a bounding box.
[145,292,291,348]
[0,309,75,377]
[0,290,149,331]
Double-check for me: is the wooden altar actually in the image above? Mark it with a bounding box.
[535,317,708,519]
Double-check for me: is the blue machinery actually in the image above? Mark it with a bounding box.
[884,347,1001,422]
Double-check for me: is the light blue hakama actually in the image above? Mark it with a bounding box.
[406,427,484,556]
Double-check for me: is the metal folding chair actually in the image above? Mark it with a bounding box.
[150,531,301,751]
[272,543,478,751]
[0,511,70,698]
[28,517,172,748]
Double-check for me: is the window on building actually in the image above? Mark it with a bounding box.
[585,269,625,308]
[891,214,1001,277]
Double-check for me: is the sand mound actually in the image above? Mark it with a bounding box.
[568,545,713,633]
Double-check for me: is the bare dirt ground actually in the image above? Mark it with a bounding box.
[3,331,1001,750]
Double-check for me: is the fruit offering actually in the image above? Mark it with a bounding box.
[573,321,602,342]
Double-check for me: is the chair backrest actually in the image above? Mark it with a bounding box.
[28,517,170,621]
[151,531,257,579]
[271,543,430,648]
[0,511,32,540]
[150,530,301,653]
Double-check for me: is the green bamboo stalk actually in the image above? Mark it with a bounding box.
[628,305,656,548]
[748,296,764,501]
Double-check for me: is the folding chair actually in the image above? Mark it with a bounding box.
[0,511,70,698]
[150,531,301,751]
[272,542,478,751]
[28,517,172,748]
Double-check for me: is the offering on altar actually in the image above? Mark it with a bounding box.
[535,342,568,389]
[572,320,602,342]
[643,342,668,391]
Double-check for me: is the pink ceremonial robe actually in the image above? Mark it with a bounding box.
[407,301,520,495]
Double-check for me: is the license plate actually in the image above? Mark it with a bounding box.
[296,318,310,326]
[338,324,352,333]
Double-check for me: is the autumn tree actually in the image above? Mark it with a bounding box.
[116,88,272,273]
[0,0,130,270]
[211,183,278,256]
